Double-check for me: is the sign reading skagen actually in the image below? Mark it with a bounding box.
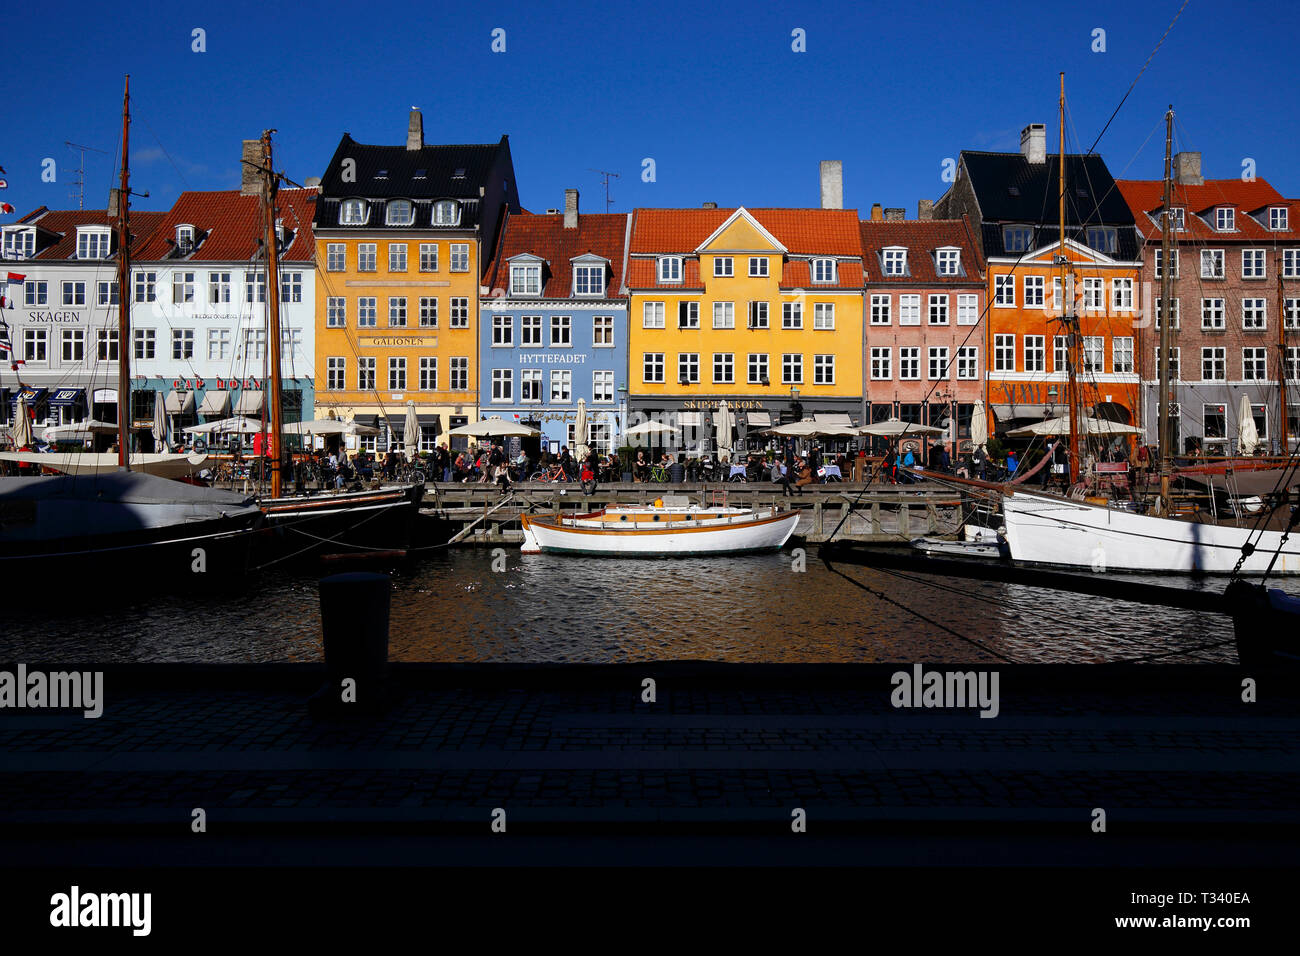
[360,335,435,348]
[27,311,82,323]
[517,353,587,364]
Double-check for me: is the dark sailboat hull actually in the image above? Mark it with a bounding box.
[257,484,445,564]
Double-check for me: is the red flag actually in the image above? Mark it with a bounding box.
[0,202,13,213]
[6,272,25,283]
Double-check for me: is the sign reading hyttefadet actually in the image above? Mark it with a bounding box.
[0,664,103,718]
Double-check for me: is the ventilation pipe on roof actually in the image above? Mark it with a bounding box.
[1174,151,1203,186]
[240,140,261,196]
[407,108,424,151]
[1020,124,1047,165]
[564,188,579,229]
[917,199,934,221]
[820,160,843,210]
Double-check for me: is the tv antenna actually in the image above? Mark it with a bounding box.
[588,168,620,212]
[66,141,110,209]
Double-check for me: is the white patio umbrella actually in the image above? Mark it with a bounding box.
[403,400,420,460]
[183,416,263,435]
[1005,415,1144,438]
[1237,393,1259,455]
[281,418,380,436]
[10,395,33,448]
[765,419,825,437]
[447,416,540,438]
[715,400,734,461]
[856,418,946,437]
[574,398,589,459]
[152,391,168,451]
[623,420,680,439]
[970,400,988,451]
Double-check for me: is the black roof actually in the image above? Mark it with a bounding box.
[318,133,508,200]
[962,151,1135,224]
[979,223,1141,262]
[315,196,483,231]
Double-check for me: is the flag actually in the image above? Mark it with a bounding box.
[5,272,25,284]
[0,203,12,214]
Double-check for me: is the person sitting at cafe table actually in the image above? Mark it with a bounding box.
[633,450,649,483]
[794,457,815,489]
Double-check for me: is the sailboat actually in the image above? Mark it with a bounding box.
[0,77,265,586]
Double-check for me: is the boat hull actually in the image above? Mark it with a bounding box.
[1002,489,1300,574]
[258,484,429,562]
[521,509,800,556]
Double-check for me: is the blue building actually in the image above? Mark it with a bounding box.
[480,193,629,454]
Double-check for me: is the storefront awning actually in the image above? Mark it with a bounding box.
[9,387,47,406]
[991,403,1054,422]
[164,390,194,414]
[677,412,704,428]
[48,388,84,407]
[745,412,772,427]
[814,412,855,426]
[199,390,230,417]
[235,390,264,416]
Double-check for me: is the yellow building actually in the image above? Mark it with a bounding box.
[312,112,518,449]
[626,206,866,448]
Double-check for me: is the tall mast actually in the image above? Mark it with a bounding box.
[1157,106,1175,507]
[1279,247,1290,455]
[260,130,285,499]
[1060,72,1080,483]
[115,75,132,470]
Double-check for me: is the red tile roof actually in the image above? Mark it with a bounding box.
[132,188,317,262]
[1115,179,1298,241]
[623,258,705,291]
[17,208,166,260]
[779,259,865,289]
[859,217,985,284]
[629,207,863,256]
[484,211,629,298]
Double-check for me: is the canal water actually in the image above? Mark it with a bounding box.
[1,548,1282,664]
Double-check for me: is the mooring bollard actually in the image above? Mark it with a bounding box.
[309,571,392,717]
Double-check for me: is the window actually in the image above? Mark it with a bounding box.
[1242,298,1266,330]
[1023,275,1044,307]
[1243,348,1268,380]
[550,369,572,401]
[1201,249,1225,278]
[573,264,604,296]
[882,249,907,276]
[409,297,434,328]
[658,257,682,282]
[358,297,377,327]
[386,200,414,226]
[869,347,892,380]
[1270,207,1289,231]
[748,352,769,384]
[1249,404,1268,440]
[813,303,835,329]
[326,244,346,271]
[1154,347,1180,380]
[1286,298,1300,330]
[450,244,469,272]
[1201,347,1226,381]
[1112,278,1134,311]
[357,243,377,272]
[898,347,920,380]
[450,298,469,328]
[207,328,229,361]
[134,328,155,359]
[171,329,194,360]
[1024,335,1045,372]
[593,370,615,403]
[781,353,802,384]
[94,329,119,362]
[1113,336,1134,373]
[490,368,511,402]
[1215,207,1235,231]
[24,280,47,305]
[712,301,734,329]
[678,353,699,384]
[713,352,734,384]
[1154,249,1179,278]
[521,314,541,344]
[388,244,407,273]
[1285,250,1300,278]
[340,199,368,225]
[1054,336,1069,372]
[1201,298,1226,330]
[281,328,303,355]
[511,263,541,295]
[644,353,665,383]
[928,347,949,380]
[592,315,614,347]
[1287,347,1300,381]
[782,302,802,329]
[713,256,733,277]
[1242,249,1266,279]
[643,302,665,329]
[927,295,948,325]
[420,357,438,391]
[61,281,87,306]
[1082,336,1104,372]
[388,296,407,327]
[492,314,512,346]
[242,328,265,360]
[1203,403,1227,441]
[994,274,1015,307]
[813,354,834,385]
[1052,276,1063,311]
[812,258,837,283]
[957,346,978,380]
[1085,226,1116,253]
[1003,225,1032,252]
[994,334,1016,372]
[77,229,110,259]
[748,301,769,329]
[1155,298,1180,329]
[749,257,769,277]
[60,329,84,362]
[2,229,35,259]
[23,329,47,362]
[97,280,119,306]
[550,314,571,346]
[134,272,157,303]
[936,248,961,276]
[200,271,228,305]
[870,294,891,325]
[957,294,978,325]
[358,357,376,391]
[1163,207,1185,230]
[434,201,461,226]
[327,357,346,390]
[419,243,438,272]
[1081,277,1103,313]
[899,294,920,325]
[450,357,469,391]
[327,297,346,327]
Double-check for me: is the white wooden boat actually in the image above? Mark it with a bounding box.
[520,503,800,555]
[0,450,208,479]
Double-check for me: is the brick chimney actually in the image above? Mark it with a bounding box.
[820,160,843,210]
[870,203,883,221]
[917,199,934,221]
[1174,151,1203,186]
[564,188,579,229]
[107,188,120,218]
[884,207,905,221]
[407,108,424,151]
[240,140,262,196]
[1020,123,1047,165]
[702,202,717,209]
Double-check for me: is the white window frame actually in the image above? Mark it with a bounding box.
[869,347,892,381]
[899,294,921,326]
[813,303,835,330]
[881,249,907,277]
[870,294,891,326]
[713,256,734,278]
[712,301,734,329]
[957,293,978,325]
[658,257,683,283]
[748,257,769,277]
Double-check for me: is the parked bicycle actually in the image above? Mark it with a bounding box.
[530,463,569,482]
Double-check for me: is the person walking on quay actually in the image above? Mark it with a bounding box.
[558,445,575,481]
[772,457,798,496]
[434,443,451,484]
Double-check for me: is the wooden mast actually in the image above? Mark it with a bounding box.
[259,130,285,499]
[1060,72,1080,483]
[1279,246,1291,454]
[115,75,132,470]
[1157,106,1175,508]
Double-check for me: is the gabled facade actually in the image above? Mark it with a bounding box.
[481,191,630,454]
[312,111,519,452]
[1116,155,1299,454]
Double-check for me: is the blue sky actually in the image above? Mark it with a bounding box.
[3,0,1297,221]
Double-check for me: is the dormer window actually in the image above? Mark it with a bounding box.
[658,256,682,283]
[340,199,368,225]
[572,262,605,296]
[812,258,837,283]
[1003,225,1033,252]
[1085,226,1117,254]
[1215,207,1235,232]
[274,218,286,247]
[433,200,461,225]
[1162,207,1185,231]
[386,200,414,226]
[510,263,542,296]
[881,249,907,277]
[78,227,112,259]
[2,228,36,260]
[1270,206,1289,231]
[935,248,961,276]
